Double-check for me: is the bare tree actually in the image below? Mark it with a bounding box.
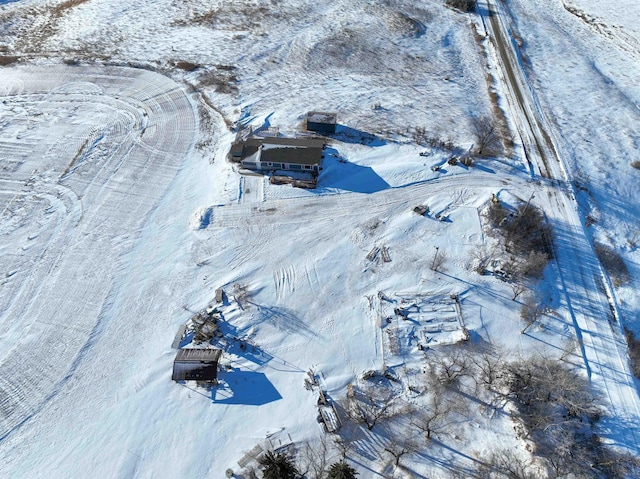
[626,227,640,250]
[471,351,504,390]
[594,448,640,479]
[541,426,594,479]
[413,126,427,145]
[472,115,502,157]
[559,339,578,362]
[505,357,601,431]
[503,203,553,258]
[471,245,494,275]
[519,294,544,334]
[431,347,473,388]
[430,246,447,272]
[502,355,634,479]
[500,256,519,281]
[411,391,457,441]
[479,449,538,479]
[333,436,353,461]
[345,383,398,430]
[298,436,331,479]
[510,282,526,301]
[382,425,419,468]
[520,250,550,278]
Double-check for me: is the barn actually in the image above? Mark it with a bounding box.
[172,348,222,382]
[306,111,337,134]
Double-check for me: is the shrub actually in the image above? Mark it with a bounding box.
[503,203,553,257]
[624,327,640,379]
[0,56,18,66]
[483,198,553,279]
[198,68,238,94]
[594,243,630,287]
[445,0,477,13]
[175,61,200,71]
[327,461,358,479]
[53,0,89,17]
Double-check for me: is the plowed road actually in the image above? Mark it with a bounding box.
[484,0,640,452]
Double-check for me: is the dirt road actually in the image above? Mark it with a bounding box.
[483,0,640,452]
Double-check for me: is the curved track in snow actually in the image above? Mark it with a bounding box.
[0,65,197,440]
[483,0,640,452]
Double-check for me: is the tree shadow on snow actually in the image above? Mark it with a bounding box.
[476,5,497,18]
[249,302,318,340]
[213,368,282,406]
[412,438,485,478]
[329,125,387,147]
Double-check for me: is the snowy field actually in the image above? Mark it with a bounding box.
[0,0,639,478]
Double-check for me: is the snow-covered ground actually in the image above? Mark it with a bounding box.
[496,0,640,329]
[0,0,639,477]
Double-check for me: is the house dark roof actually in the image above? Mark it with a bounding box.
[259,145,323,166]
[261,137,325,149]
[172,348,222,381]
[240,137,325,167]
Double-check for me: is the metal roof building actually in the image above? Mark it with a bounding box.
[172,348,222,382]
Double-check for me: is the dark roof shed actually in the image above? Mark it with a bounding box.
[172,348,222,382]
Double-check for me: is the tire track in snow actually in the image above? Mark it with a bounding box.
[274,265,296,301]
[0,65,197,440]
[203,173,505,229]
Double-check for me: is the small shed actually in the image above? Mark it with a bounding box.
[306,111,337,134]
[172,348,222,382]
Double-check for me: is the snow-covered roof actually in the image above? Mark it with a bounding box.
[240,136,325,166]
[172,349,222,381]
[174,348,222,363]
[306,111,337,124]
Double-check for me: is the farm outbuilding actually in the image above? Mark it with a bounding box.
[172,348,222,382]
[306,111,337,134]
